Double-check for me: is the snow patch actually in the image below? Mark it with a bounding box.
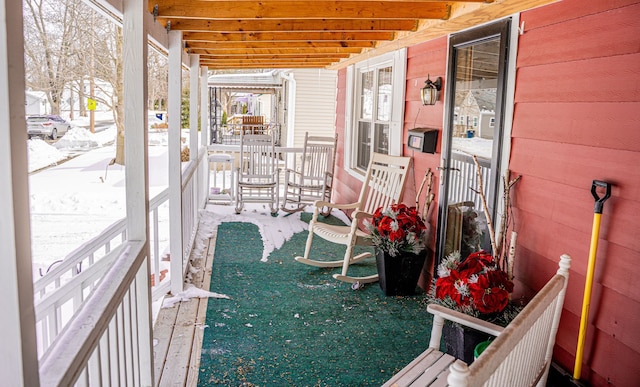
[161,283,230,308]
[28,139,67,172]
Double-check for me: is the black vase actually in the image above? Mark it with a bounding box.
[375,248,426,296]
[441,322,492,365]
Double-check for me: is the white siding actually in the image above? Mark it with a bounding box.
[290,69,338,147]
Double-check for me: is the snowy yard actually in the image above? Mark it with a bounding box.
[27,117,349,284]
[27,114,172,279]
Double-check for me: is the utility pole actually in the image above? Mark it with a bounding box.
[89,9,95,133]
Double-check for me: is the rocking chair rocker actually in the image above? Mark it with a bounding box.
[295,153,412,283]
[282,132,337,215]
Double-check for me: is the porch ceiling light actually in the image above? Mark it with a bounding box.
[421,75,442,105]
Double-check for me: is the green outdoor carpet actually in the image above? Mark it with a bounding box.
[198,215,433,386]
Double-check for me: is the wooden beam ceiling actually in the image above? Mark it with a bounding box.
[148,0,559,70]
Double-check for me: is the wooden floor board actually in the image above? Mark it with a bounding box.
[153,303,179,385]
[153,224,219,387]
[186,232,217,386]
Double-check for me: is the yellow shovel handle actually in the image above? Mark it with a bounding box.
[573,212,601,380]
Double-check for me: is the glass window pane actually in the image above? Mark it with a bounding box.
[374,123,389,155]
[357,121,371,169]
[377,66,392,121]
[360,70,374,120]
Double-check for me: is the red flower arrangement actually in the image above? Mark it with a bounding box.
[430,250,516,319]
[366,203,428,257]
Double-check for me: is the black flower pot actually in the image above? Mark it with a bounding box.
[375,248,426,296]
[442,322,492,365]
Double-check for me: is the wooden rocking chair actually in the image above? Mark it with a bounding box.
[282,132,337,214]
[295,153,412,283]
[234,133,280,215]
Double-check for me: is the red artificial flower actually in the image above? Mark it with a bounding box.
[486,269,514,293]
[468,271,513,314]
[435,270,469,306]
[366,203,428,257]
[433,250,514,316]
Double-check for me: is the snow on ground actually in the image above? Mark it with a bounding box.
[53,127,105,151]
[27,139,68,173]
[29,128,169,278]
[162,283,230,308]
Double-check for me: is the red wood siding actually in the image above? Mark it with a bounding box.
[333,1,639,384]
[512,1,640,385]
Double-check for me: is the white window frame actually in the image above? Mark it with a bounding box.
[344,49,407,178]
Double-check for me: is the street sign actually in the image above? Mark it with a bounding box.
[87,98,97,111]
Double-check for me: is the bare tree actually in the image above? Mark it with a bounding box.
[23,0,80,114]
[23,0,172,165]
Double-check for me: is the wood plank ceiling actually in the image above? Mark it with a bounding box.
[148,0,558,70]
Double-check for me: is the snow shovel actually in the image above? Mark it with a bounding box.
[573,180,611,381]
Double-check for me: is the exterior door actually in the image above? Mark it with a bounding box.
[436,19,512,264]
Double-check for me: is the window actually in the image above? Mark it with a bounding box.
[346,50,406,174]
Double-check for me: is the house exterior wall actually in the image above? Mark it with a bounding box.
[511,1,640,385]
[289,68,338,147]
[333,0,640,385]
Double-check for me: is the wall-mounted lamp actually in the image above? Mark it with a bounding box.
[421,75,442,105]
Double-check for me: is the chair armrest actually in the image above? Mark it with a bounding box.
[427,304,504,350]
[428,304,504,336]
[351,209,373,220]
[313,200,360,210]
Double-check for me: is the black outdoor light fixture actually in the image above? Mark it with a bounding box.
[421,75,442,105]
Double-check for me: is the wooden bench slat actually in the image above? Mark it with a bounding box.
[409,353,455,387]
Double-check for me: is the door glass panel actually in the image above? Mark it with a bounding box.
[441,37,503,260]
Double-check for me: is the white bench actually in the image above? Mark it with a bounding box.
[384,254,571,387]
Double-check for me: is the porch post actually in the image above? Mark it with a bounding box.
[201,66,209,146]
[122,0,153,385]
[189,54,200,158]
[168,30,184,295]
[0,1,39,385]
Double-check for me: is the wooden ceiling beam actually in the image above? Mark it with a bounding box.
[163,19,418,33]
[186,41,374,50]
[205,64,330,69]
[152,1,451,20]
[198,53,352,60]
[182,31,395,43]
[328,0,560,69]
[202,58,336,64]
[190,47,364,55]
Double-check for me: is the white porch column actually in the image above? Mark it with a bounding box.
[189,54,199,158]
[122,0,153,385]
[168,30,184,295]
[0,1,39,385]
[200,66,209,146]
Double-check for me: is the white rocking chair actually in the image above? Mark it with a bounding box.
[282,132,337,215]
[234,133,280,215]
[295,153,412,283]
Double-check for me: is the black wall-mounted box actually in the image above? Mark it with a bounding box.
[407,128,438,153]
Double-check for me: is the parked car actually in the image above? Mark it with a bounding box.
[27,115,71,140]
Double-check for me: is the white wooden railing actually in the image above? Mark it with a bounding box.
[38,241,154,386]
[36,147,209,385]
[207,144,306,192]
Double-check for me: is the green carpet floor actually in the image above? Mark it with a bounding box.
[198,215,433,386]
